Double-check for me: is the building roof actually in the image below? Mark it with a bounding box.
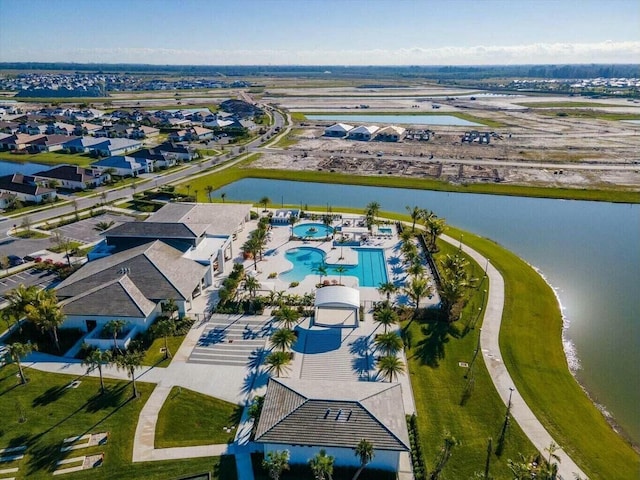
[349,125,380,135]
[0,173,55,196]
[92,155,142,170]
[149,202,252,237]
[315,285,360,309]
[325,123,354,133]
[255,378,410,451]
[376,125,406,136]
[35,165,104,183]
[55,240,207,302]
[28,134,79,147]
[105,221,200,240]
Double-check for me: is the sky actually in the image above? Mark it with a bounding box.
[1,0,639,65]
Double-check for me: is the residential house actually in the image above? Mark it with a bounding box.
[0,121,20,134]
[35,165,110,190]
[46,121,76,136]
[168,126,214,142]
[0,133,44,151]
[156,142,196,161]
[375,126,406,142]
[129,125,160,139]
[347,125,380,141]
[74,122,103,136]
[0,192,16,210]
[91,155,150,177]
[27,134,78,152]
[324,123,354,138]
[131,149,175,169]
[255,378,410,472]
[62,136,107,153]
[0,173,57,203]
[19,121,47,135]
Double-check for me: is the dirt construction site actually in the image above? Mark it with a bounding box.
[251,85,640,190]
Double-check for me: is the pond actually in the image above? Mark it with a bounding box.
[215,178,640,443]
[305,114,484,127]
[0,159,51,176]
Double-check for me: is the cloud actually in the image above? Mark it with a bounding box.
[3,41,639,65]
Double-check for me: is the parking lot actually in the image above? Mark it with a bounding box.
[0,267,58,298]
[54,213,135,244]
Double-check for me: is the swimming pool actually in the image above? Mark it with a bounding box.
[281,247,388,287]
[379,227,393,235]
[292,222,334,239]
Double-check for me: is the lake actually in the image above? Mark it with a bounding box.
[0,159,51,176]
[305,114,484,127]
[215,178,640,443]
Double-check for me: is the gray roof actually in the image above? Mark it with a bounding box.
[149,202,252,236]
[55,240,207,301]
[255,378,410,451]
[105,221,199,239]
[60,275,156,318]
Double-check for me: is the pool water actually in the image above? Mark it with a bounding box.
[379,227,393,235]
[292,222,334,238]
[281,247,388,287]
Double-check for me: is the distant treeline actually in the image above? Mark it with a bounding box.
[15,87,107,98]
[0,62,638,80]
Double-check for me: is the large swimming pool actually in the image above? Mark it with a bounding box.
[280,247,388,287]
[292,222,334,239]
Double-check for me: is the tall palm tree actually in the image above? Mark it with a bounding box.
[7,342,35,384]
[104,319,127,352]
[154,317,176,359]
[115,349,144,398]
[273,305,301,329]
[374,332,403,356]
[82,347,112,394]
[314,264,328,285]
[404,276,432,317]
[373,306,398,333]
[25,290,65,353]
[334,265,347,284]
[220,192,226,203]
[270,328,296,352]
[243,236,261,270]
[309,449,334,480]
[4,284,39,333]
[377,282,398,303]
[439,277,468,321]
[365,201,380,229]
[399,228,414,243]
[406,205,422,232]
[352,439,375,480]
[244,275,260,298]
[193,189,199,202]
[262,450,290,480]
[376,354,404,382]
[407,260,426,278]
[205,185,214,202]
[259,196,270,211]
[265,351,291,378]
[424,214,446,252]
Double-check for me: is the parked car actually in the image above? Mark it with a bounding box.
[7,255,25,267]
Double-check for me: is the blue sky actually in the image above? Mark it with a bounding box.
[1,0,638,65]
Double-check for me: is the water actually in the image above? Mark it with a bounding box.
[0,159,52,176]
[281,247,388,287]
[292,222,333,239]
[306,114,484,127]
[217,178,640,442]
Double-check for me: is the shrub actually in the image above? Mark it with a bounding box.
[289,281,299,288]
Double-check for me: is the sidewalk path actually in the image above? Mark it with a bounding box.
[442,234,586,480]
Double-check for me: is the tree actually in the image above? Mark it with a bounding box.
[115,349,144,398]
[377,282,398,303]
[352,439,375,480]
[104,319,127,352]
[243,236,261,270]
[244,275,260,298]
[373,306,398,333]
[309,449,334,480]
[407,259,426,278]
[404,276,432,318]
[265,351,292,378]
[20,215,32,234]
[94,220,115,232]
[365,201,380,229]
[262,450,290,480]
[25,290,65,353]
[259,196,270,212]
[50,229,73,267]
[154,317,176,359]
[430,431,460,480]
[406,205,422,232]
[4,284,39,332]
[376,354,404,382]
[161,298,179,320]
[71,199,79,221]
[334,265,347,284]
[374,332,403,356]
[423,213,446,252]
[99,191,108,205]
[7,342,35,384]
[205,185,214,202]
[314,263,328,285]
[220,192,226,203]
[193,189,199,202]
[273,305,301,329]
[82,347,112,394]
[0,255,10,273]
[270,328,296,352]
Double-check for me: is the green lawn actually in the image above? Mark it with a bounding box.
[155,387,242,448]
[268,129,302,149]
[404,241,534,478]
[0,366,236,479]
[0,151,94,167]
[445,226,640,479]
[141,334,189,368]
[516,101,629,108]
[537,109,640,121]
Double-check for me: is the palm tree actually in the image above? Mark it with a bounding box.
[115,349,144,398]
[193,189,199,202]
[365,201,380,229]
[154,317,176,359]
[104,319,127,352]
[205,185,214,202]
[220,192,226,203]
[399,228,414,243]
[430,431,460,480]
[404,276,432,317]
[262,450,290,480]
[259,196,270,212]
[273,305,301,329]
[424,214,446,252]
[25,290,65,353]
[185,183,191,198]
[406,205,422,232]
[309,449,334,480]
[161,298,179,320]
[352,439,375,480]
[314,264,328,285]
[334,265,347,284]
[7,342,35,384]
[243,236,261,270]
[374,332,403,356]
[82,347,112,394]
[376,354,404,382]
[377,282,398,303]
[373,306,398,333]
[93,220,115,232]
[5,284,39,333]
[270,328,296,352]
[439,277,468,321]
[265,351,292,378]
[244,275,260,298]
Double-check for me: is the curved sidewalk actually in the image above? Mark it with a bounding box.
[442,234,586,480]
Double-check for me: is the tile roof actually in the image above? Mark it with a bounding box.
[149,202,252,236]
[35,165,103,183]
[255,378,410,451]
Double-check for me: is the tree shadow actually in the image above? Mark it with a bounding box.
[26,441,62,476]
[229,405,244,427]
[213,454,237,479]
[32,385,69,407]
[410,317,460,368]
[84,384,127,413]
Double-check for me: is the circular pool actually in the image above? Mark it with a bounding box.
[292,222,334,239]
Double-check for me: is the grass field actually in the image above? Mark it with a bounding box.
[155,387,242,448]
[444,225,640,479]
[516,101,631,108]
[0,151,94,167]
[537,109,640,121]
[404,241,534,478]
[141,334,190,368]
[0,366,236,479]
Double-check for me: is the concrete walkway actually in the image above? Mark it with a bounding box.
[442,234,586,480]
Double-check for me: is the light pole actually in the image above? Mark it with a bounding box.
[508,387,515,409]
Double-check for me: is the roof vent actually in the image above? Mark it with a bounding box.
[119,267,131,275]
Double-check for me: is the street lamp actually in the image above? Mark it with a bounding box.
[508,387,515,408]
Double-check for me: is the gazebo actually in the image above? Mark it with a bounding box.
[314,285,360,328]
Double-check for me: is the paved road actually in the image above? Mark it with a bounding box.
[0,267,58,298]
